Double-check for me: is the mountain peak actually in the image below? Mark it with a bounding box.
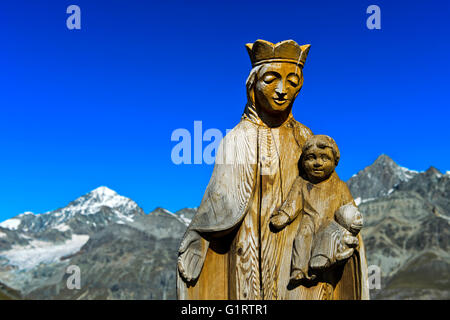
[0,186,145,235]
[425,166,442,176]
[89,186,118,198]
[348,154,419,201]
[371,154,401,171]
[149,207,191,226]
[150,207,176,217]
[67,186,142,217]
[374,154,395,165]
[18,211,34,217]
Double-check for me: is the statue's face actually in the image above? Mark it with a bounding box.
[254,63,303,114]
[302,146,335,183]
[350,210,363,234]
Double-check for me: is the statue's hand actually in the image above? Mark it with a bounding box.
[336,247,354,261]
[178,249,202,283]
[343,230,359,248]
[335,230,358,262]
[290,269,316,282]
[270,211,290,230]
[178,231,204,283]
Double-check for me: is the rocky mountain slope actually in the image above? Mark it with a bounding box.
[0,187,188,299]
[0,155,448,300]
[349,155,449,299]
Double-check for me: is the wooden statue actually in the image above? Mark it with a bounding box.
[177,40,369,300]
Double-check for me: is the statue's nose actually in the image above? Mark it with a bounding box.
[275,81,287,97]
[355,215,363,225]
[314,159,323,167]
[275,91,287,100]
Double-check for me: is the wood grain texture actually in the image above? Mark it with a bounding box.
[228,188,261,299]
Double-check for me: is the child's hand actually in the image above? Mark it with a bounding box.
[343,230,359,248]
[270,211,290,230]
[290,269,316,282]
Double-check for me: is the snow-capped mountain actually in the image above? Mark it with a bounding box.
[0,186,188,299]
[0,186,144,239]
[348,154,419,204]
[348,155,449,299]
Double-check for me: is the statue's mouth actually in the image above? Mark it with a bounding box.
[350,223,363,233]
[272,97,289,105]
[351,219,363,230]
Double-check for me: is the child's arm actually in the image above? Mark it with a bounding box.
[271,176,304,229]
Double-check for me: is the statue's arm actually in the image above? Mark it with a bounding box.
[270,176,304,229]
[278,176,304,221]
[178,122,258,282]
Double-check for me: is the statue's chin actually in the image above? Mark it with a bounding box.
[270,106,290,113]
[259,103,292,116]
[305,173,331,184]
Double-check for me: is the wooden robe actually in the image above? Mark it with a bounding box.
[177,112,369,300]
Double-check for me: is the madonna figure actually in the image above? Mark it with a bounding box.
[177,40,369,300]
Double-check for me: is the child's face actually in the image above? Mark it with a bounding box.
[302,146,336,183]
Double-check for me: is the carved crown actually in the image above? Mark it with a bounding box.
[246,39,311,68]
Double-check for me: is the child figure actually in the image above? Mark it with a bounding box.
[270,135,363,282]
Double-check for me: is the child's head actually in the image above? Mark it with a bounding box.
[301,135,340,183]
[335,203,363,235]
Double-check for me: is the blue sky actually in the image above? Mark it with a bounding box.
[0,0,449,221]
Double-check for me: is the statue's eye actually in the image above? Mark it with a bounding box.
[263,74,277,84]
[321,155,330,161]
[287,75,300,87]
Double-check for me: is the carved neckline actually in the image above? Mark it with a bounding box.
[242,102,294,128]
